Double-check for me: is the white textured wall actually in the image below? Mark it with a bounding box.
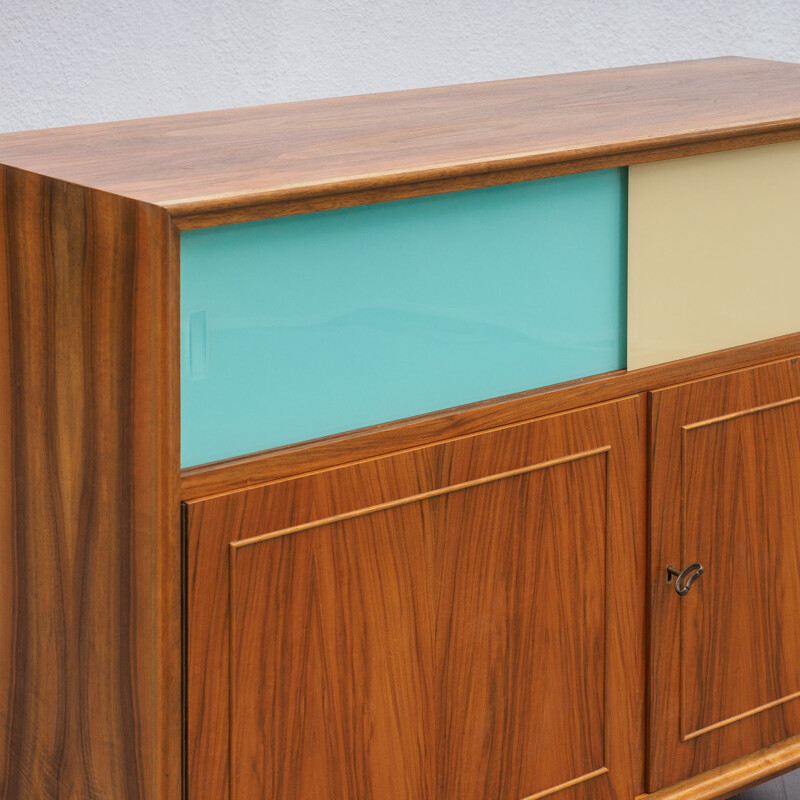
[2,0,799,134]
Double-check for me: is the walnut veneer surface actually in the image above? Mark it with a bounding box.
[0,168,182,799]
[185,397,645,800]
[3,56,800,800]
[0,58,800,225]
[649,358,800,790]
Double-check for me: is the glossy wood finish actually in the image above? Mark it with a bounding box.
[642,734,800,800]
[0,167,182,799]
[0,59,800,226]
[185,396,646,800]
[4,57,800,800]
[648,357,800,791]
[180,330,800,500]
[175,126,800,230]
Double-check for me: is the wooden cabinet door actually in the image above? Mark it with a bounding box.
[185,396,645,800]
[648,357,800,791]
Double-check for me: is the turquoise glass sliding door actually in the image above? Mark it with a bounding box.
[181,169,627,467]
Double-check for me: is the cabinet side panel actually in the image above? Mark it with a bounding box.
[0,166,181,799]
[0,167,13,796]
[628,139,800,370]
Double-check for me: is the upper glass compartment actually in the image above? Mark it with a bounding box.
[180,168,627,467]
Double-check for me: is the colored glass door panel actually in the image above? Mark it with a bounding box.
[180,169,627,466]
[629,139,800,370]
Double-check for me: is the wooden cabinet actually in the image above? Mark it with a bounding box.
[648,357,800,791]
[185,398,645,800]
[5,57,800,799]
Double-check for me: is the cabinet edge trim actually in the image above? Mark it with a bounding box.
[638,734,800,800]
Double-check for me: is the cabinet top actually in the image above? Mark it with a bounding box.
[1,56,800,227]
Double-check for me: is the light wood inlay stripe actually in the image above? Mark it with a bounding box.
[684,691,800,742]
[642,734,800,800]
[230,447,611,548]
[682,395,800,431]
[521,766,610,799]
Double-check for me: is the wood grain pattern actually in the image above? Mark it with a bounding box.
[641,734,800,800]
[432,453,609,799]
[0,58,799,226]
[0,162,13,800]
[3,56,800,800]
[185,395,646,800]
[174,127,800,230]
[682,400,800,740]
[230,500,434,799]
[230,455,610,799]
[0,166,182,799]
[180,330,800,500]
[648,357,800,791]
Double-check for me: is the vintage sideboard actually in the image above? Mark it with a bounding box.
[2,56,800,800]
